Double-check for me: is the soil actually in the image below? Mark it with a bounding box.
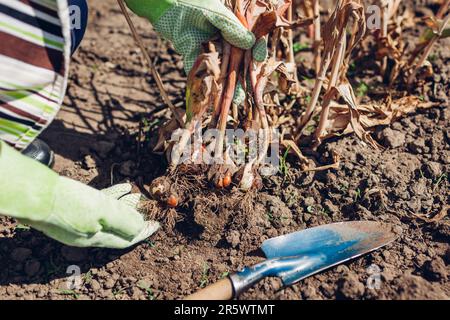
[0,0,448,300]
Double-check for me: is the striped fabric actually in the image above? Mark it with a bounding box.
[0,0,71,150]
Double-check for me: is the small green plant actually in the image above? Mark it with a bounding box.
[14,224,30,231]
[306,205,315,214]
[302,76,315,85]
[356,82,370,97]
[419,169,425,179]
[83,271,93,285]
[199,263,210,288]
[266,210,274,222]
[293,42,310,53]
[112,287,125,299]
[433,173,448,190]
[305,124,316,134]
[338,183,349,193]
[59,289,79,299]
[137,282,156,300]
[428,53,438,62]
[280,146,291,176]
[144,239,156,248]
[305,95,312,104]
[319,207,330,216]
[354,188,362,202]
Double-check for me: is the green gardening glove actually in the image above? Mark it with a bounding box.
[0,141,159,249]
[125,0,257,73]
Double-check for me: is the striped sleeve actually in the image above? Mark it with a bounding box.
[0,0,71,150]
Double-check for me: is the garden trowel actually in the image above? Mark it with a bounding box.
[185,221,400,300]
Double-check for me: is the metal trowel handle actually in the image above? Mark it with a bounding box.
[185,255,314,300]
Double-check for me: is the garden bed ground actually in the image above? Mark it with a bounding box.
[0,0,448,300]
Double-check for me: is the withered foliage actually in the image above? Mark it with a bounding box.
[157,0,312,191]
[145,0,448,198]
[374,0,450,85]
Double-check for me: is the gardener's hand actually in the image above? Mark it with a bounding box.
[125,0,256,73]
[0,141,159,249]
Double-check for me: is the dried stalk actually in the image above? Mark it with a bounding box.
[407,12,450,85]
[314,32,346,144]
[287,4,296,64]
[297,0,367,146]
[214,47,244,160]
[313,0,322,73]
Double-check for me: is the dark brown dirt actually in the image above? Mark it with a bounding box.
[0,0,448,300]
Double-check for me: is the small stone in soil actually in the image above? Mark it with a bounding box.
[226,230,240,248]
[83,155,97,169]
[408,138,427,154]
[90,280,101,291]
[379,128,406,149]
[103,279,116,289]
[422,161,442,179]
[324,200,339,216]
[304,197,315,207]
[423,257,447,282]
[444,247,450,264]
[301,284,318,299]
[337,272,365,299]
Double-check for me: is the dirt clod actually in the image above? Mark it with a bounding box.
[337,272,365,299]
[379,128,406,149]
[423,258,448,282]
[408,138,427,154]
[394,274,448,300]
[422,161,442,179]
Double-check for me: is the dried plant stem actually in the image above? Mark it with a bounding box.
[211,43,231,128]
[313,0,322,73]
[252,72,271,165]
[117,0,184,127]
[380,1,389,75]
[287,4,296,64]
[214,47,244,160]
[378,0,400,75]
[170,121,197,166]
[314,32,346,143]
[329,32,346,88]
[296,53,332,138]
[407,13,450,86]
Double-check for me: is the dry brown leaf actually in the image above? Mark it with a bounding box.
[303,151,341,172]
[334,82,381,149]
[322,96,436,140]
[281,139,309,165]
[186,52,221,122]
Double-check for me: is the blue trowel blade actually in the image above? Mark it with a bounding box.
[261,221,399,285]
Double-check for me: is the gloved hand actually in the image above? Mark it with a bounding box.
[125,0,257,73]
[0,141,159,249]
